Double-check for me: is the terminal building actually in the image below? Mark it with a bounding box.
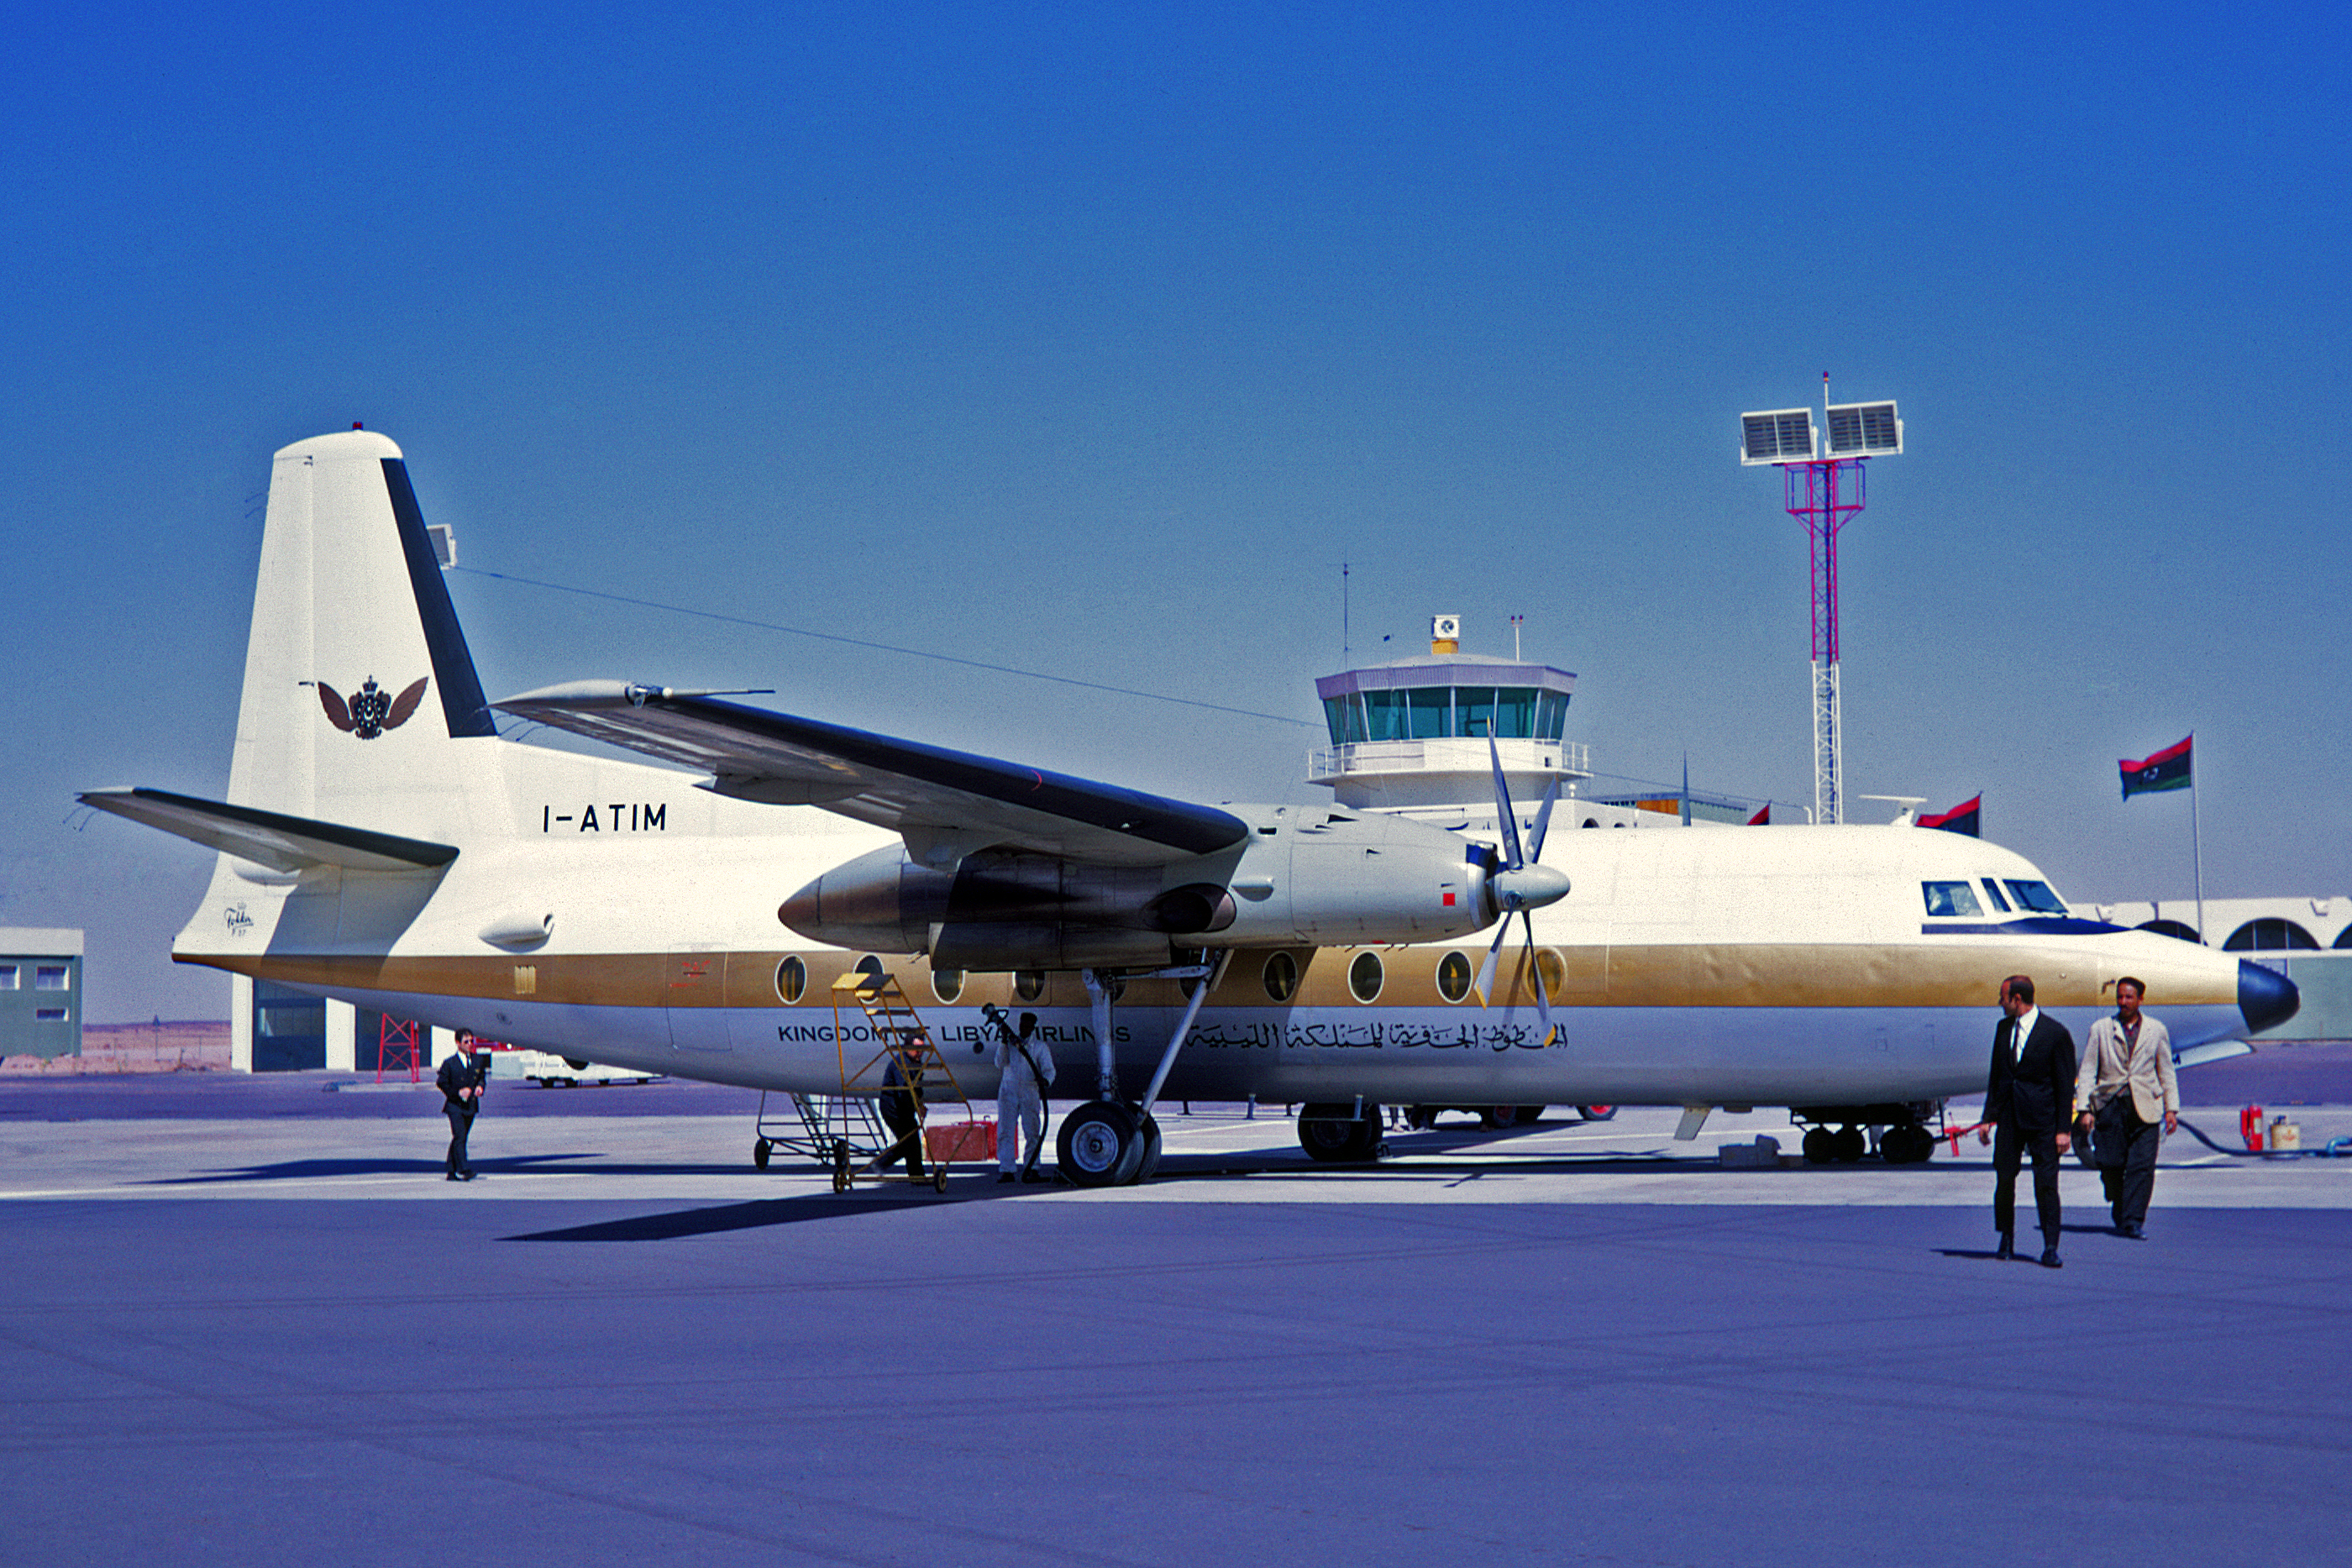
[0,928,83,1062]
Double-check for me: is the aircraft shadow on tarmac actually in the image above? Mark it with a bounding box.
[508,1195,942,1241]
[139,1153,744,1184]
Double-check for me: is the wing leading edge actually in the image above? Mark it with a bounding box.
[494,682,1249,868]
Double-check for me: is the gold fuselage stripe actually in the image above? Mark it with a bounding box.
[186,936,2231,1013]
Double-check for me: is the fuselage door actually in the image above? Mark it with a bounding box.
[666,946,733,1051]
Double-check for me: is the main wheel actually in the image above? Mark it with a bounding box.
[1136,1113,1163,1183]
[753,1138,771,1170]
[1298,1103,1383,1162]
[1803,1126,1836,1164]
[1882,1124,1935,1165]
[1831,1125,1868,1163]
[1057,1100,1144,1188]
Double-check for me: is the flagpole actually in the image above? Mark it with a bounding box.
[2190,731,2206,944]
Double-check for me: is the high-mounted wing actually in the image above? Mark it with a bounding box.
[78,787,459,874]
[495,682,1248,868]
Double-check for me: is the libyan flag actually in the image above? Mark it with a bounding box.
[1919,794,1981,836]
[2121,735,2192,798]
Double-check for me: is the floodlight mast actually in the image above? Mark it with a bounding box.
[1739,377,1902,826]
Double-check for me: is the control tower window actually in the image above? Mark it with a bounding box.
[1459,688,1495,739]
[1536,691,1569,741]
[1324,695,1367,745]
[1409,687,1450,739]
[1366,690,1410,742]
[1494,688,1537,738]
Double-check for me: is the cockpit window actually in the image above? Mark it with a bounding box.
[2003,879,2068,915]
[1922,880,1984,917]
[1980,878,2012,912]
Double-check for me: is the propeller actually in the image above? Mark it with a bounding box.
[1473,735,1569,1041]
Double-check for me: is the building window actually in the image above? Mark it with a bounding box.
[35,966,69,990]
[37,1008,67,1022]
[2224,919,2319,952]
[0,963,15,989]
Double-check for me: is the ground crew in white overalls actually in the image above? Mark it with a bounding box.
[994,1010,1055,1183]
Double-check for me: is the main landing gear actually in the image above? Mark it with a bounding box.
[1795,1104,1940,1165]
[1053,962,1210,1188]
[1055,1100,1164,1187]
[1298,1101,1384,1162]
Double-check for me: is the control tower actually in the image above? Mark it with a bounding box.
[1306,614,1588,821]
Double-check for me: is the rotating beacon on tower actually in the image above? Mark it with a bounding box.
[1740,378,1903,825]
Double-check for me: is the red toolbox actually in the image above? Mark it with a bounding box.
[925,1120,998,1162]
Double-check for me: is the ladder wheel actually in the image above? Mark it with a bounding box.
[753,1138,770,1170]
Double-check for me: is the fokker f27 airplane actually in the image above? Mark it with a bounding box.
[83,431,2297,1183]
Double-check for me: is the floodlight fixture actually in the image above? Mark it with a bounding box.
[1740,408,1817,465]
[1825,400,1902,457]
[1737,378,1904,826]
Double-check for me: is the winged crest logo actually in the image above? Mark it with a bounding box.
[319,676,429,740]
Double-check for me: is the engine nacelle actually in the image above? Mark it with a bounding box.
[778,805,1539,969]
[778,844,1240,969]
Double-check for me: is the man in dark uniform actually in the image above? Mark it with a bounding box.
[1982,975,2076,1266]
[876,1030,927,1181]
[436,1028,485,1181]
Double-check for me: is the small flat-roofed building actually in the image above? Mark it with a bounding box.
[1,928,85,1062]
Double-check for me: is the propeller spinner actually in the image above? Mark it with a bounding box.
[1473,735,1570,1042]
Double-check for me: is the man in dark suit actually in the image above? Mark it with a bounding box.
[1983,974,2076,1266]
[436,1028,485,1181]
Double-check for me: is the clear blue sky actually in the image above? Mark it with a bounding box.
[6,2,2347,1022]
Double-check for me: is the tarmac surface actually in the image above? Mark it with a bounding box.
[4,1071,2349,1567]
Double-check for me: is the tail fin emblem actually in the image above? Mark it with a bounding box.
[319,676,429,740]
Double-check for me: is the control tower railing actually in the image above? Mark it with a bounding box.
[1307,737,1589,784]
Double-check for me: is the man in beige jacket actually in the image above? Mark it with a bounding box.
[2075,977,2179,1239]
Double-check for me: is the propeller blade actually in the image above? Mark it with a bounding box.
[1522,909,1555,1045]
[1526,778,1560,864]
[1473,917,1511,1006]
[1488,733,1524,870]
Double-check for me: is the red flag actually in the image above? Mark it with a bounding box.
[1919,794,1982,836]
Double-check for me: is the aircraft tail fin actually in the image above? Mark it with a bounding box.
[226,431,496,826]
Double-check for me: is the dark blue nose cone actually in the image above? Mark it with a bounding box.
[2238,960,2301,1036]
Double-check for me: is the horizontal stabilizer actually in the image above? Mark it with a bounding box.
[496,681,1247,867]
[78,787,459,875]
